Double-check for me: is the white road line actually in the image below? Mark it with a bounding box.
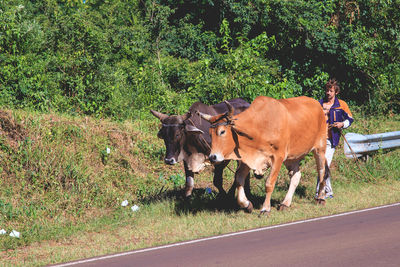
[52,202,400,267]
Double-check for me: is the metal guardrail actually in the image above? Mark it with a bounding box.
[344,131,400,158]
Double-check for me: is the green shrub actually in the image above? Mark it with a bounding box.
[1,0,399,117]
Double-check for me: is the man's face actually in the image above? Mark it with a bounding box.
[325,86,337,101]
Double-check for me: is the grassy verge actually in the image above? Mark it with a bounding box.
[0,108,399,266]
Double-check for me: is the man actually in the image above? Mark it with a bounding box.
[316,78,354,198]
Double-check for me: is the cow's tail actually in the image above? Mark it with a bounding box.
[324,160,330,180]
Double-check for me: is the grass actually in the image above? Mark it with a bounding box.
[0,108,399,266]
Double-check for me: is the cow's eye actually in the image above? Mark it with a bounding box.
[219,130,226,136]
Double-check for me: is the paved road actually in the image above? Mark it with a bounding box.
[54,203,400,267]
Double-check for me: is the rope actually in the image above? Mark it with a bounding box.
[330,125,398,191]
[327,124,375,181]
[340,130,377,182]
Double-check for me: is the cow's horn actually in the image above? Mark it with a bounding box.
[224,101,234,118]
[197,111,213,122]
[150,110,169,121]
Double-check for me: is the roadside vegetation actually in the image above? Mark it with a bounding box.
[0,0,399,266]
[1,1,399,116]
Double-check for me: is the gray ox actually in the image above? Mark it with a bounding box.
[151,98,250,197]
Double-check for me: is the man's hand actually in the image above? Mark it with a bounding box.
[332,122,344,129]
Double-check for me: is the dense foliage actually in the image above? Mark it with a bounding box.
[1,0,399,118]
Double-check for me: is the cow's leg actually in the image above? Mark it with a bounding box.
[313,148,327,204]
[234,162,252,212]
[261,157,284,215]
[184,161,195,197]
[279,160,301,210]
[213,160,229,195]
[227,161,251,200]
[244,173,251,197]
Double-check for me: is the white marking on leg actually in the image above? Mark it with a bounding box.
[186,176,194,187]
[237,186,250,208]
[185,176,194,197]
[282,171,301,207]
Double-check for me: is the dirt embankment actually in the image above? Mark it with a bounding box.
[0,110,27,149]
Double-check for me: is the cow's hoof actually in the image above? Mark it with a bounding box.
[184,187,194,198]
[316,199,326,206]
[183,191,193,199]
[278,204,289,211]
[245,202,254,213]
[258,209,270,218]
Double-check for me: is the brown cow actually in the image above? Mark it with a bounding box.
[199,96,329,215]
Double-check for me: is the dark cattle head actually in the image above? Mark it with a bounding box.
[150,110,204,168]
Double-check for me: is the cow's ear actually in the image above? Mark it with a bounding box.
[185,124,204,134]
[150,110,168,121]
[232,126,253,140]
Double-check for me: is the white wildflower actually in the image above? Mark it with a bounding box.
[131,205,139,212]
[9,230,20,238]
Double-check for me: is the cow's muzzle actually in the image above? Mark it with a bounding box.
[209,154,223,163]
[164,157,177,165]
[209,154,217,163]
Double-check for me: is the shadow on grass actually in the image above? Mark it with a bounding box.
[138,188,239,215]
[139,186,296,216]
